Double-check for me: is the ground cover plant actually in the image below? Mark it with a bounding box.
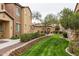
[21,34,70,56]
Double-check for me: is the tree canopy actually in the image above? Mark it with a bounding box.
[59,8,79,31]
[42,14,58,26]
[59,8,73,29]
[32,11,42,21]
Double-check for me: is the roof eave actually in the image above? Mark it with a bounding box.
[0,10,14,20]
[74,3,78,12]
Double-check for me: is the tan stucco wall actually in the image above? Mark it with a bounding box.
[49,27,55,33]
[0,13,13,39]
[0,3,5,11]
[31,26,55,33]
[21,7,32,34]
[0,4,2,11]
[0,3,32,39]
[9,20,13,38]
[32,26,43,33]
[0,13,12,21]
[4,4,21,36]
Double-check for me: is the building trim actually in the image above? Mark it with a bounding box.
[74,3,78,12]
[4,3,32,19]
[0,10,14,20]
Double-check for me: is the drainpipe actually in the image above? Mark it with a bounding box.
[13,19,15,36]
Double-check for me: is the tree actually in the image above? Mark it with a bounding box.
[32,12,59,34]
[59,8,79,40]
[69,13,79,30]
[42,14,59,34]
[32,11,42,21]
[44,14,58,25]
[59,8,73,29]
[59,8,79,54]
[68,13,79,54]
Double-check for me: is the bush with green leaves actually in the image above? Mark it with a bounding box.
[58,31,63,34]
[62,32,68,38]
[39,33,45,36]
[20,32,45,42]
[55,25,60,31]
[53,31,58,34]
[59,8,79,37]
[20,34,31,42]
[31,32,39,39]
[11,35,20,39]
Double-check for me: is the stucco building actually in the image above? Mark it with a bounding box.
[0,3,32,39]
[74,3,79,12]
[31,23,56,34]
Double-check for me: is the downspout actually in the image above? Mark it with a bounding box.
[13,19,15,36]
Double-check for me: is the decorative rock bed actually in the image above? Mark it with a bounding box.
[3,35,50,56]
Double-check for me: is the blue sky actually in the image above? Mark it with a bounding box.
[20,3,76,23]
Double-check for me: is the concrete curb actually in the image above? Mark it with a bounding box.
[65,47,75,56]
[61,36,75,56]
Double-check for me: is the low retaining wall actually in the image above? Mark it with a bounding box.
[3,35,50,56]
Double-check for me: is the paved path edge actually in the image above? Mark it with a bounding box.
[3,35,52,56]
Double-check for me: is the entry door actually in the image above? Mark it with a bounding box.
[3,22,9,38]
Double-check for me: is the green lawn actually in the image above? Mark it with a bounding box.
[21,34,70,56]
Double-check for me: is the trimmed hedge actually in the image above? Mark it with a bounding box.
[20,32,45,42]
[53,31,68,38]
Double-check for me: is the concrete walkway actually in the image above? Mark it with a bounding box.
[0,34,52,56]
[0,39,20,49]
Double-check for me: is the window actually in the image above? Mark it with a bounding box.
[16,23,20,32]
[0,23,3,32]
[16,6,20,16]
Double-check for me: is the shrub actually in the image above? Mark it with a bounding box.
[69,41,79,55]
[20,32,45,42]
[53,31,58,34]
[20,34,31,42]
[31,32,39,39]
[63,32,68,38]
[11,35,20,39]
[54,25,60,33]
[39,33,45,36]
[58,31,63,34]
[55,25,60,31]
